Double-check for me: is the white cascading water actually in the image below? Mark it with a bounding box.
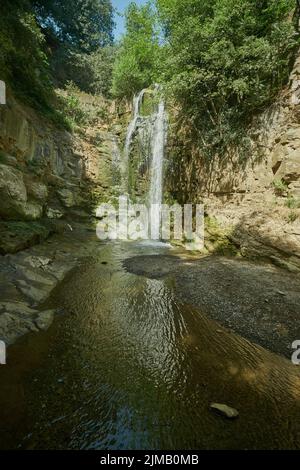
[149,99,166,239]
[123,88,167,240]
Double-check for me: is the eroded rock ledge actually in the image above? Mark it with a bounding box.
[0,223,100,345]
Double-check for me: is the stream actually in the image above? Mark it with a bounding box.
[1,240,300,450]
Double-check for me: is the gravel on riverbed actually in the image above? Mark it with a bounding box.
[123,254,300,358]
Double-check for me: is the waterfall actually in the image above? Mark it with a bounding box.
[122,87,167,240]
[149,99,166,239]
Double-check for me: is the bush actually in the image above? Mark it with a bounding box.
[56,82,109,130]
[51,46,116,97]
[285,195,300,209]
[0,0,53,110]
[157,0,298,158]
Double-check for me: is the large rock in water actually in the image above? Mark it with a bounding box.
[0,164,43,220]
[210,403,239,419]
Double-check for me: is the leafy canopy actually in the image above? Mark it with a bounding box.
[33,0,114,52]
[0,0,115,115]
[112,0,298,157]
[112,2,161,99]
[157,0,298,154]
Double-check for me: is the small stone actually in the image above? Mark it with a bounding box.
[277,290,286,296]
[210,403,239,419]
[35,310,55,331]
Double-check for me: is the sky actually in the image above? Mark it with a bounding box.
[112,0,147,39]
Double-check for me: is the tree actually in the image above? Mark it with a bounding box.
[33,0,114,53]
[157,0,298,156]
[31,0,115,94]
[52,45,116,96]
[0,0,52,109]
[112,2,160,98]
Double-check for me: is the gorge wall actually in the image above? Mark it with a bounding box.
[0,90,117,254]
[166,52,300,272]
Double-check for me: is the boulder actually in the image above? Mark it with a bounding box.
[277,150,300,183]
[16,279,52,304]
[47,208,64,219]
[35,310,55,331]
[0,164,43,220]
[22,201,43,220]
[0,301,37,317]
[0,312,38,345]
[56,188,76,208]
[0,164,27,219]
[27,181,48,202]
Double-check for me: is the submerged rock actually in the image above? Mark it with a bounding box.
[210,403,239,419]
[35,310,55,331]
[16,279,53,304]
[0,312,38,344]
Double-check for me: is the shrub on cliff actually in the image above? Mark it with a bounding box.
[157,0,299,156]
[0,0,115,118]
[0,0,52,110]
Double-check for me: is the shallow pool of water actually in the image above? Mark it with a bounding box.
[0,241,300,449]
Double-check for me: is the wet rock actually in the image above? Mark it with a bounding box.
[16,279,52,304]
[27,181,48,202]
[0,164,27,219]
[0,312,38,344]
[46,259,77,281]
[17,265,57,286]
[35,310,55,331]
[277,290,286,296]
[56,188,77,208]
[1,154,18,166]
[47,208,64,219]
[0,301,37,317]
[210,403,239,419]
[23,256,52,269]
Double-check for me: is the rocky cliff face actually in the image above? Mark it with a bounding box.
[167,52,300,271]
[0,90,116,254]
[0,93,85,218]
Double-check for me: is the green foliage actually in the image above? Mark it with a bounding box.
[51,45,116,96]
[285,195,300,209]
[273,178,288,195]
[111,0,298,158]
[0,0,53,110]
[112,2,161,98]
[56,82,110,130]
[157,0,298,157]
[0,0,115,127]
[33,0,114,52]
[33,0,116,94]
